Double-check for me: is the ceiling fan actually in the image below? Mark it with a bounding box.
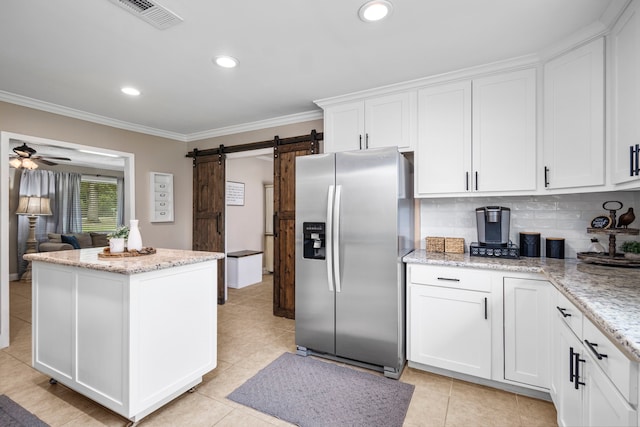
[9,142,71,169]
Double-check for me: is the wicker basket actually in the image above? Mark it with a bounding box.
[426,237,445,253]
[445,237,465,254]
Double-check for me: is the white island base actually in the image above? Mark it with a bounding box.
[27,248,222,424]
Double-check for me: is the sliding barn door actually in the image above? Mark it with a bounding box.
[193,154,226,304]
[273,141,316,318]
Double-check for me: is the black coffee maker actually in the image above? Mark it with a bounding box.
[470,206,519,258]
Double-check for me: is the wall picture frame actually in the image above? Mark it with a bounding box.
[226,181,245,206]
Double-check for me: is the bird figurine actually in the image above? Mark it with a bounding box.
[617,207,635,228]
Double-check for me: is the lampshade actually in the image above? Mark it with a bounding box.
[9,157,39,170]
[16,196,52,216]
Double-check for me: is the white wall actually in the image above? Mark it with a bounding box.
[226,156,273,254]
[419,190,640,258]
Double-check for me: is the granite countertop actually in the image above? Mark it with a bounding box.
[404,249,640,362]
[24,247,225,275]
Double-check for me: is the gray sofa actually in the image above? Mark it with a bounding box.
[39,232,109,252]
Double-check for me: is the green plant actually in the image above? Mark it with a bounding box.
[108,225,129,239]
[621,241,640,254]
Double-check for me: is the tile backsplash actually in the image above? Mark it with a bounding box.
[419,191,640,258]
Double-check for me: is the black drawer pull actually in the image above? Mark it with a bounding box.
[436,277,460,282]
[556,306,572,318]
[544,166,550,187]
[584,339,608,360]
[574,351,586,390]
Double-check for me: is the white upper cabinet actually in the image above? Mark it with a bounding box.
[416,68,536,196]
[472,68,537,193]
[321,91,415,153]
[323,101,365,152]
[543,38,605,190]
[416,81,472,194]
[611,0,640,185]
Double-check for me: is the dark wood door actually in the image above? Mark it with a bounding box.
[193,154,226,304]
[273,141,316,318]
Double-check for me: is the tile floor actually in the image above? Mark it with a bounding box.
[1,275,557,426]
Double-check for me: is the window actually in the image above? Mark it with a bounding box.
[80,175,119,233]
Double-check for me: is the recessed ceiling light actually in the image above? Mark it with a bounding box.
[358,0,393,22]
[214,55,239,68]
[121,86,141,96]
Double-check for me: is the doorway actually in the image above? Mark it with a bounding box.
[225,150,274,295]
[189,132,320,318]
[0,131,136,349]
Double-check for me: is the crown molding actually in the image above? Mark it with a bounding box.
[314,54,540,108]
[0,90,188,141]
[0,90,323,143]
[184,110,323,142]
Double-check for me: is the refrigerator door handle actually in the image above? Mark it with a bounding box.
[333,185,342,293]
[326,185,335,292]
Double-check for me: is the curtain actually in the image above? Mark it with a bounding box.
[17,170,82,276]
[116,176,125,227]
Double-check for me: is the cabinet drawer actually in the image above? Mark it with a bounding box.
[555,291,583,339]
[583,318,638,404]
[409,264,491,292]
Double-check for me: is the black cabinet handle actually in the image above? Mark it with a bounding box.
[466,172,469,191]
[574,351,586,390]
[584,339,608,360]
[544,166,550,188]
[569,346,576,383]
[359,135,363,150]
[216,212,221,235]
[556,306,572,318]
[475,171,478,191]
[630,145,635,177]
[365,133,369,149]
[436,277,460,282]
[484,297,488,320]
[635,144,640,176]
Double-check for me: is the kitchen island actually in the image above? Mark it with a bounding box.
[24,248,224,425]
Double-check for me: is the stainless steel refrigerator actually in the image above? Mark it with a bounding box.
[295,147,414,379]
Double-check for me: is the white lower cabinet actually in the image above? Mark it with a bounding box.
[409,283,492,378]
[503,277,552,389]
[552,289,638,427]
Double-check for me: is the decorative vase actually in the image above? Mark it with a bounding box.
[127,219,143,251]
[109,238,125,253]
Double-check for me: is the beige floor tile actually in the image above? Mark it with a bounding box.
[517,395,558,427]
[400,367,453,397]
[138,392,234,427]
[446,380,521,427]
[5,315,32,364]
[403,386,449,427]
[196,364,257,400]
[214,408,283,427]
[8,291,31,323]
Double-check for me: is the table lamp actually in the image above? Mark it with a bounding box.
[16,196,52,281]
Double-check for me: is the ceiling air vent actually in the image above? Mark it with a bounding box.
[108,0,183,30]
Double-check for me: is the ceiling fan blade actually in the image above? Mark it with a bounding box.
[32,155,72,161]
[34,158,58,166]
[43,156,72,161]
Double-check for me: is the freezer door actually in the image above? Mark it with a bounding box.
[334,148,402,368]
[295,153,336,355]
